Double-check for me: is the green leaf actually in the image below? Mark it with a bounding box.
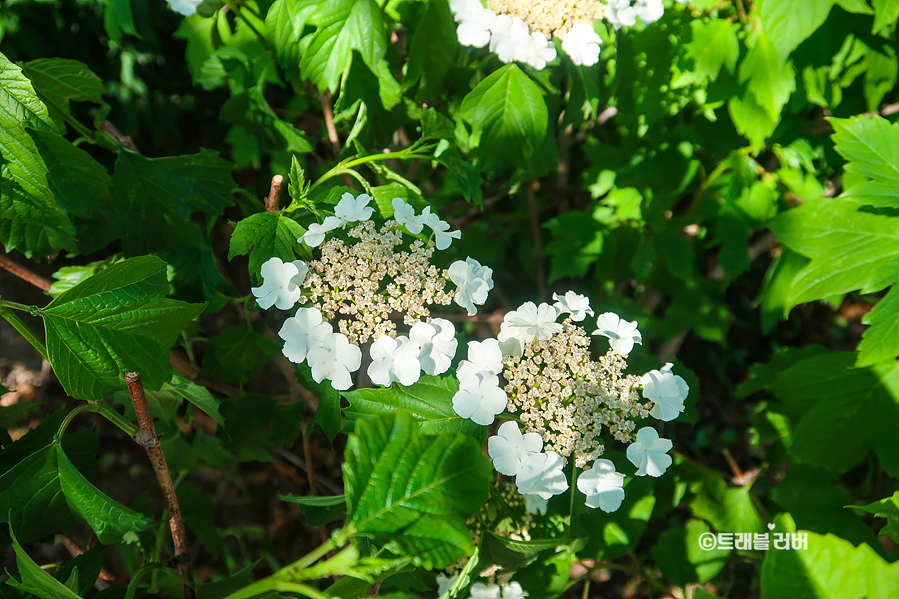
[299,0,388,92]
[577,474,656,560]
[691,481,765,534]
[460,64,548,169]
[544,211,605,282]
[167,372,225,427]
[279,493,347,527]
[7,526,82,599]
[757,0,837,61]
[265,0,321,76]
[404,0,457,97]
[104,0,139,44]
[727,94,778,151]
[873,0,899,34]
[651,519,730,586]
[829,115,899,207]
[738,31,796,121]
[0,445,73,543]
[766,351,899,477]
[342,375,484,441]
[298,362,342,442]
[221,86,314,155]
[0,401,39,428]
[39,255,205,400]
[228,211,306,282]
[678,19,739,85]
[56,443,154,544]
[488,532,573,554]
[21,58,104,119]
[850,490,899,544]
[343,411,491,569]
[200,323,281,384]
[858,286,899,366]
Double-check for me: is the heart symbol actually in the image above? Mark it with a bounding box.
[767,523,775,530]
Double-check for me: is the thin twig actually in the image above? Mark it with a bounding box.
[266,175,284,212]
[525,182,547,302]
[321,92,340,153]
[0,253,51,291]
[58,535,114,588]
[125,372,194,599]
[98,120,139,153]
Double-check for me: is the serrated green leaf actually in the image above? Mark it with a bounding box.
[738,31,795,121]
[651,519,730,586]
[343,411,491,569]
[850,490,899,544]
[404,0,457,97]
[680,19,739,85]
[228,211,306,282]
[757,0,837,61]
[342,375,484,441]
[21,58,104,119]
[279,493,347,527]
[7,526,82,599]
[201,324,281,384]
[873,0,899,34]
[460,64,548,169]
[167,372,225,427]
[0,445,73,543]
[39,255,205,400]
[265,0,320,75]
[56,443,154,544]
[857,286,899,366]
[221,86,314,155]
[727,94,778,151]
[829,115,899,207]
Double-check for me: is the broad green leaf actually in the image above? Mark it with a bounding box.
[279,493,347,527]
[0,445,73,543]
[166,372,225,427]
[460,64,548,169]
[221,86,314,155]
[228,211,306,282]
[544,211,605,282]
[7,526,82,599]
[829,115,899,207]
[678,19,739,85]
[691,482,766,534]
[265,0,320,74]
[767,351,899,477]
[872,0,899,34]
[56,443,154,543]
[342,375,484,441]
[727,94,778,151]
[201,323,281,384]
[39,255,205,399]
[0,401,39,427]
[577,474,656,560]
[404,0,457,97]
[651,519,730,586]
[850,490,899,543]
[21,58,104,118]
[857,286,899,366]
[738,31,796,121]
[104,0,139,44]
[343,411,491,569]
[756,248,809,331]
[299,0,388,92]
[757,0,837,61]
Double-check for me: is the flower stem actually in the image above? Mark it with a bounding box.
[0,305,49,361]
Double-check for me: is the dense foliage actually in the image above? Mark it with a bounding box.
[1,0,898,598]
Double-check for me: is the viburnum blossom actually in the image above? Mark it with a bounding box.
[279,307,332,363]
[301,215,344,248]
[497,313,536,358]
[505,301,562,340]
[437,574,458,596]
[642,363,689,421]
[367,335,422,387]
[306,332,362,391]
[448,257,494,315]
[418,207,462,250]
[592,312,642,355]
[454,0,497,48]
[410,319,457,376]
[552,291,594,322]
[457,339,504,379]
[487,421,544,476]
[523,32,557,69]
[252,257,308,310]
[560,22,602,67]
[607,0,664,29]
[391,197,423,234]
[626,427,673,477]
[516,451,569,499]
[453,372,508,425]
[334,192,374,224]
[577,459,625,512]
[523,494,548,515]
[167,0,203,16]
[469,583,502,599]
[502,583,528,599]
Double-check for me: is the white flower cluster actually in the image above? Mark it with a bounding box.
[437,575,528,599]
[251,193,494,392]
[451,291,689,512]
[166,0,203,16]
[606,0,689,30]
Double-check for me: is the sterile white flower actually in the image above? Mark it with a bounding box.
[516,451,569,499]
[470,583,502,599]
[626,427,673,477]
[488,421,544,476]
[467,339,504,374]
[167,0,203,16]
[301,215,344,247]
[642,363,689,422]
[490,14,531,63]
[453,372,508,425]
[552,291,594,322]
[635,0,665,24]
[577,459,625,512]
[418,207,461,250]
[523,493,548,515]
[279,307,332,363]
[391,197,423,234]
[437,574,458,596]
[449,257,494,315]
[592,312,642,355]
[606,0,638,29]
[497,314,536,358]
[522,32,557,69]
[252,257,308,310]
[306,331,362,391]
[334,192,374,224]
[502,582,528,599]
[506,301,563,340]
[368,335,422,387]
[561,22,602,67]
[456,4,497,48]
[410,319,457,375]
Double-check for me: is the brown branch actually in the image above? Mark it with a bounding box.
[98,120,139,153]
[525,182,547,302]
[0,253,51,291]
[125,372,194,599]
[57,535,113,588]
[266,174,284,212]
[321,92,340,153]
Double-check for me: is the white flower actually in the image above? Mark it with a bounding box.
[497,315,536,358]
[368,335,422,387]
[466,339,504,374]
[516,451,569,499]
[577,459,625,512]
[449,258,494,316]
[334,192,374,224]
[410,319,457,375]
[306,332,362,391]
[561,22,602,67]
[523,494,548,515]
[642,363,688,422]
[391,197,423,234]
[552,291,594,322]
[417,208,461,250]
[469,583,502,599]
[635,0,665,24]
[452,372,507,425]
[506,301,562,340]
[437,574,458,596]
[488,421,543,476]
[522,32,557,70]
[490,15,531,63]
[592,312,642,355]
[167,0,203,16]
[301,215,344,247]
[456,4,497,48]
[502,582,528,599]
[279,307,332,363]
[626,427,673,477]
[252,257,308,310]
[606,0,638,29]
